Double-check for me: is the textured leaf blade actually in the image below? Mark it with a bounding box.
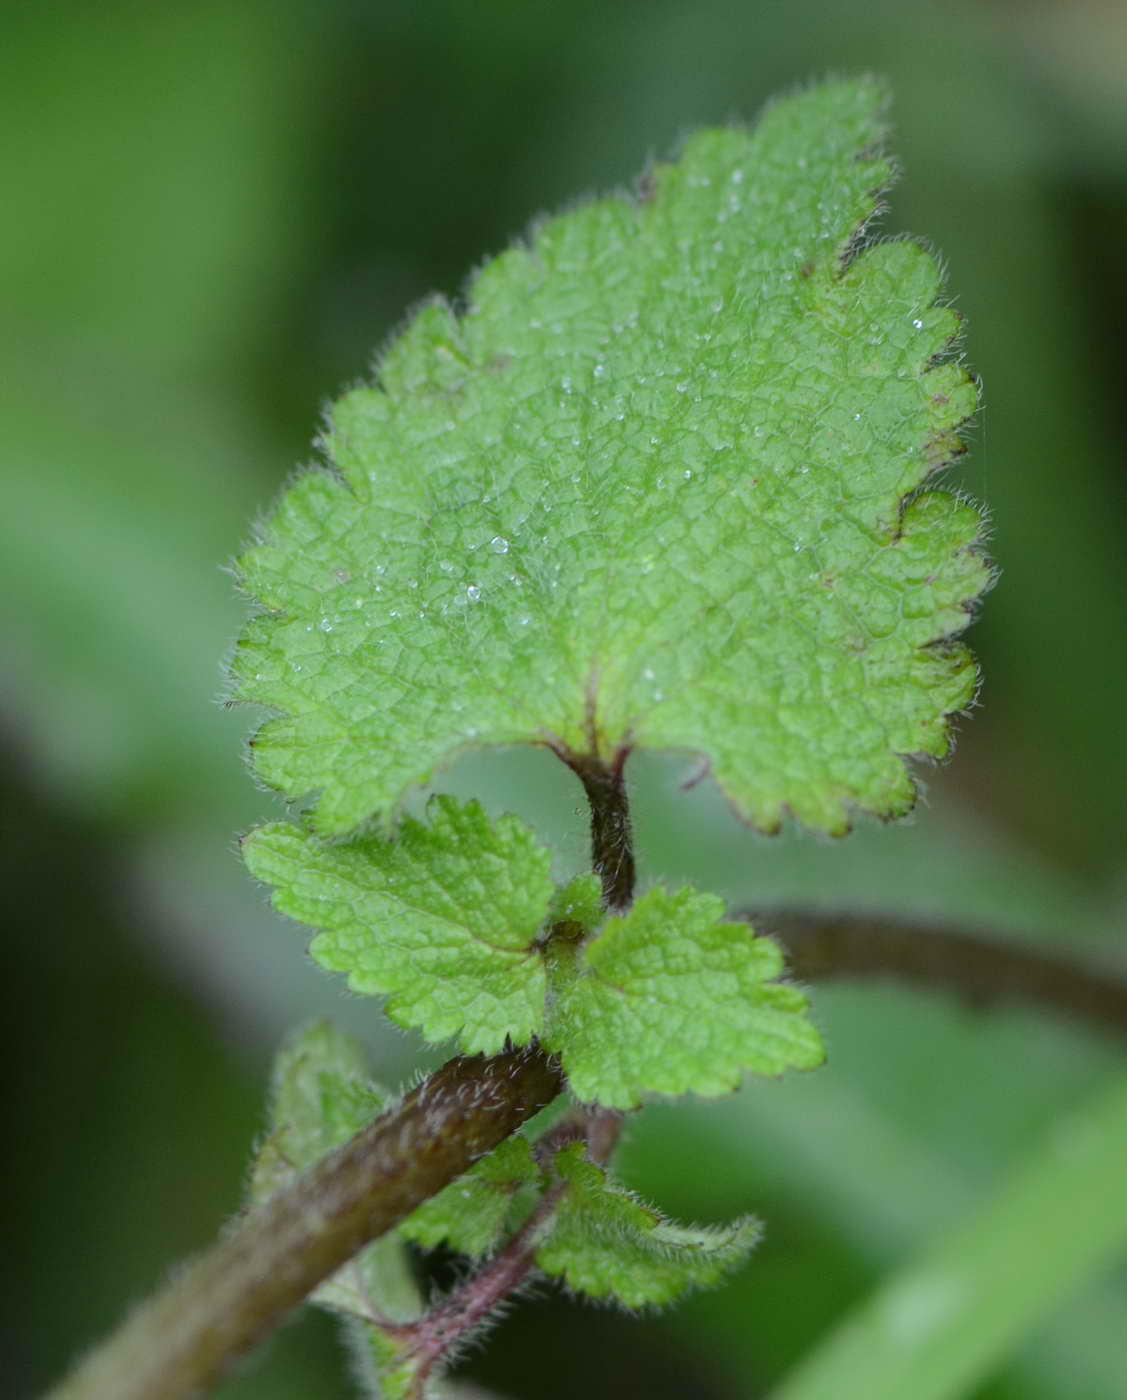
[543,887,825,1109]
[247,795,821,1098]
[242,797,553,1053]
[536,1144,760,1308]
[232,76,987,838]
[399,1135,539,1258]
[249,1022,419,1325]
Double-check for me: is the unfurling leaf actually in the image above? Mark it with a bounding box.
[536,1144,760,1308]
[233,76,987,840]
[548,873,605,932]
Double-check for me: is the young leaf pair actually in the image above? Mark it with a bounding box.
[243,795,823,1110]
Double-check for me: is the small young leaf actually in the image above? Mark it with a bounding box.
[232,76,988,840]
[249,1021,420,1326]
[242,796,553,1053]
[399,1135,540,1258]
[536,1143,760,1308]
[548,873,605,932]
[543,887,824,1108]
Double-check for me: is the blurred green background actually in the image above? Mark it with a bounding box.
[5,1,1127,1396]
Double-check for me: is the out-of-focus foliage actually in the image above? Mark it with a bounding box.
[769,1067,1127,1400]
[249,1021,420,1326]
[5,2,1125,1398]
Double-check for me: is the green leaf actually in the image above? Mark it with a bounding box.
[232,76,988,838]
[247,798,820,1100]
[249,1021,420,1325]
[548,873,605,931]
[399,1135,540,1257]
[242,796,553,1054]
[543,886,824,1108]
[536,1143,760,1307]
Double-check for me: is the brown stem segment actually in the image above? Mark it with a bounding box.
[48,1045,563,1400]
[769,912,1127,1038]
[49,746,641,1400]
[404,1196,566,1392]
[562,747,636,910]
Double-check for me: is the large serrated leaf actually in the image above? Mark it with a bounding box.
[232,76,988,837]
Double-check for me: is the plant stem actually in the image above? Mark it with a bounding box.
[406,1198,566,1388]
[47,748,641,1400]
[558,746,636,910]
[48,909,1127,1400]
[388,1107,625,1393]
[47,1046,563,1400]
[47,734,1127,1400]
[770,912,1127,1037]
[372,749,640,1391]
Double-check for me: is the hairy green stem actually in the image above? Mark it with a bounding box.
[47,1046,563,1400]
[46,909,1127,1400]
